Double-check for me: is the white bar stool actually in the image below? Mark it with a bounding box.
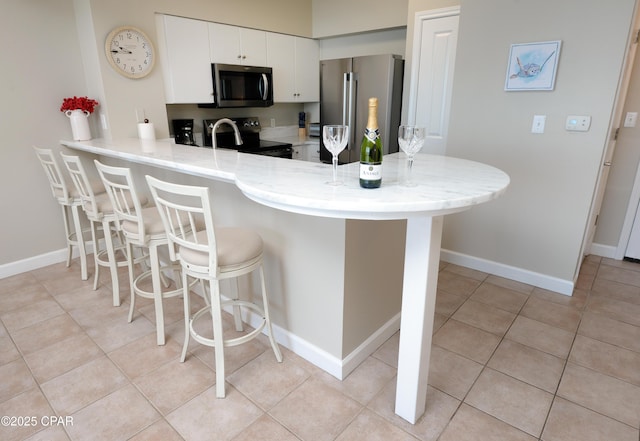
[95,160,187,345]
[34,147,93,280]
[146,175,282,398]
[61,153,141,306]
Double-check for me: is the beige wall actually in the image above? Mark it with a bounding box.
[442,0,636,284]
[0,0,86,267]
[312,0,408,38]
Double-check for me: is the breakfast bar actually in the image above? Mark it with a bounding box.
[61,137,509,424]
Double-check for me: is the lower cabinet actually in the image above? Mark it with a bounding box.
[293,143,321,162]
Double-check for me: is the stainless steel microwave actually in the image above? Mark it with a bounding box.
[211,63,273,108]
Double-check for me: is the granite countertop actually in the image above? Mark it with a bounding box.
[61,137,510,221]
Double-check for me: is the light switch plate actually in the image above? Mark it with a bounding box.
[531,115,546,134]
[566,115,591,132]
[624,112,637,127]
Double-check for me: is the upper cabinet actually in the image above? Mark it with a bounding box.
[293,37,320,102]
[267,34,319,103]
[209,23,267,66]
[156,15,214,104]
[156,15,319,104]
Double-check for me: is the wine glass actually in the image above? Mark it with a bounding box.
[398,125,426,187]
[323,125,349,186]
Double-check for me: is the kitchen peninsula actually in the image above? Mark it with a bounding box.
[61,137,509,424]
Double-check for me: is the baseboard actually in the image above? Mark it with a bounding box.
[0,248,70,279]
[228,299,400,380]
[340,312,400,379]
[589,242,617,259]
[0,244,96,280]
[441,249,574,296]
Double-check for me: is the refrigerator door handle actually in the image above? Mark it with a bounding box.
[342,73,349,126]
[347,72,356,149]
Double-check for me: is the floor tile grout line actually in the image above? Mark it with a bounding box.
[0,278,90,441]
[431,268,575,440]
[428,269,540,439]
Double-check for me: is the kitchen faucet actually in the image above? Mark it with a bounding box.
[210,118,243,148]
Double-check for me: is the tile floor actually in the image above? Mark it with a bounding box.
[1,254,639,440]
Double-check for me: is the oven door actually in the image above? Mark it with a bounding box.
[213,64,273,108]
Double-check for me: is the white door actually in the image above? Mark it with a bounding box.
[406,7,460,155]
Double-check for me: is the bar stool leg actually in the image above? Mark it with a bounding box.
[91,220,101,291]
[127,241,137,323]
[149,244,166,346]
[260,265,283,362]
[61,205,74,268]
[210,279,227,398]
[102,219,121,307]
[232,279,244,332]
[180,270,191,363]
[71,204,89,281]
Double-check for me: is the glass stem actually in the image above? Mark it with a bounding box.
[332,155,338,183]
[407,157,414,183]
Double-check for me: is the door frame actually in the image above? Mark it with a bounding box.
[581,3,640,262]
[612,10,640,259]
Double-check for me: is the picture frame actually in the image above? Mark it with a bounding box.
[504,40,561,91]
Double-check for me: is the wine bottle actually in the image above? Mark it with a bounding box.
[359,97,383,188]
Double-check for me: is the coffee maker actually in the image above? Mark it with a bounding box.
[172,119,197,146]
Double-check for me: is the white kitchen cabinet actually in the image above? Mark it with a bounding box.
[156,15,213,104]
[294,37,320,102]
[267,34,319,103]
[209,23,266,66]
[292,143,321,162]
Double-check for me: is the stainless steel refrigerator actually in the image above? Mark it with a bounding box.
[319,54,404,163]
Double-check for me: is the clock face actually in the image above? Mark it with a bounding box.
[105,26,155,79]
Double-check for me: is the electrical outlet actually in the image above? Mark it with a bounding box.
[531,115,546,134]
[270,118,276,128]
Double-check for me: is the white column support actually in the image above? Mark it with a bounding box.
[395,215,443,424]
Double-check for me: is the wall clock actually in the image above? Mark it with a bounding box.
[105,26,155,79]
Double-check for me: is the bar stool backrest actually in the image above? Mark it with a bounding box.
[94,160,147,242]
[145,175,218,275]
[33,147,72,204]
[60,153,102,220]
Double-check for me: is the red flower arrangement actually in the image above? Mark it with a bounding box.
[60,96,99,114]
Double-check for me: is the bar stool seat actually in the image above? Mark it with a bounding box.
[146,175,282,398]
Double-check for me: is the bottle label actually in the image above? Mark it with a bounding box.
[360,163,382,180]
[365,128,380,143]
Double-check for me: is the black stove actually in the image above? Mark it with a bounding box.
[203,117,293,158]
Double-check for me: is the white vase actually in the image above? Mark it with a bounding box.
[65,109,91,141]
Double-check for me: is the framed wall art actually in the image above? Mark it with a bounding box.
[504,40,561,91]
